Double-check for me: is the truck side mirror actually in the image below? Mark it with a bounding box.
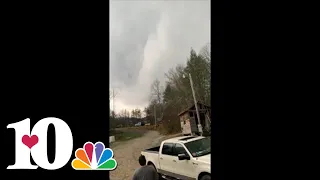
[178,153,190,160]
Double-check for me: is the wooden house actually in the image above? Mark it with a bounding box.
[178,102,211,135]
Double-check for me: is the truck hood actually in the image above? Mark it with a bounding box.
[195,154,211,164]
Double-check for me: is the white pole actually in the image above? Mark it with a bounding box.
[154,105,157,127]
[188,73,203,136]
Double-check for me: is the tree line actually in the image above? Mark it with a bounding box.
[110,108,147,129]
[144,43,211,134]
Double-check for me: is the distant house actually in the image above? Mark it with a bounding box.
[178,102,211,135]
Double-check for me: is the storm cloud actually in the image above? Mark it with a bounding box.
[110,0,210,113]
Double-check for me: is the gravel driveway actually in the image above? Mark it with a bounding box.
[110,130,163,180]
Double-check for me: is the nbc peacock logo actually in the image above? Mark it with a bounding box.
[71,141,117,170]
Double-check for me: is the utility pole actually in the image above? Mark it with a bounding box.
[124,109,127,127]
[111,88,120,116]
[112,89,115,119]
[154,105,157,127]
[188,73,203,136]
[111,89,115,119]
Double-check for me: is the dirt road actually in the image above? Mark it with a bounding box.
[110,130,164,180]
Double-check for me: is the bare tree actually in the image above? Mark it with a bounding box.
[199,43,211,63]
[150,79,163,104]
[118,109,127,118]
[109,89,119,100]
[135,108,142,118]
[125,109,130,118]
[131,109,136,118]
[149,79,165,121]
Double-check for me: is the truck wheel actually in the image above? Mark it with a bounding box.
[200,174,211,180]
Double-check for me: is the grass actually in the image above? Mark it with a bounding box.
[110,127,148,148]
[110,127,148,142]
[109,126,182,148]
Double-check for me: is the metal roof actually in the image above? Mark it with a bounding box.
[177,102,210,116]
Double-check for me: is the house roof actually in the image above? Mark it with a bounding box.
[177,101,210,116]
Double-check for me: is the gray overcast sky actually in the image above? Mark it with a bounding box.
[110,0,210,113]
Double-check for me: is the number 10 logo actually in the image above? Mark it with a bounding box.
[7,117,73,170]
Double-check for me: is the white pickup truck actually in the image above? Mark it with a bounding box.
[140,136,211,180]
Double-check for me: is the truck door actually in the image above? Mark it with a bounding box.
[159,143,176,175]
[173,143,196,179]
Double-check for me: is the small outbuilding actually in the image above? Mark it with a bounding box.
[178,102,211,135]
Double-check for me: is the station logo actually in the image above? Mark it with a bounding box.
[6,117,117,170]
[72,142,117,170]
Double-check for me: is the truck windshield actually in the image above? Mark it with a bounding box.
[184,137,211,157]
